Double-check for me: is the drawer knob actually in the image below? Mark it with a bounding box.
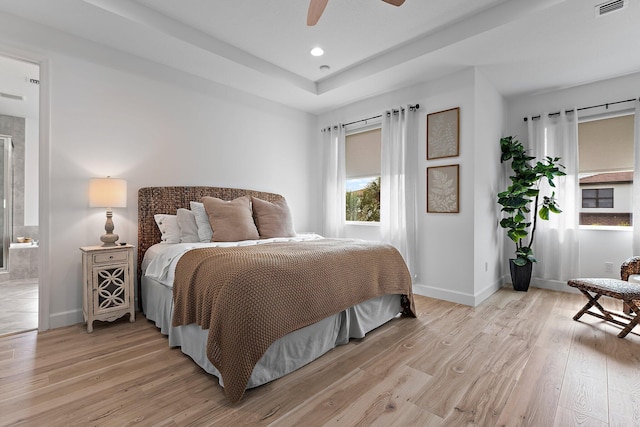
[109,256,113,259]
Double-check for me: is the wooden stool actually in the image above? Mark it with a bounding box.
[567,278,640,338]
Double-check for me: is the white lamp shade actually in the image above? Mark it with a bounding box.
[89,178,127,208]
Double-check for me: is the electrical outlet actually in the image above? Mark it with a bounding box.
[605,262,613,273]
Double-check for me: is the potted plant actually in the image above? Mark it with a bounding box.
[497,136,566,291]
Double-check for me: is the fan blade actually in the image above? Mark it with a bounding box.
[382,0,405,6]
[307,0,329,26]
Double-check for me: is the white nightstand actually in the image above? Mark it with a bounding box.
[80,244,135,332]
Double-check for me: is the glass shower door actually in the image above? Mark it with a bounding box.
[0,135,12,271]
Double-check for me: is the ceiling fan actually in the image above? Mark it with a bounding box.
[307,0,406,26]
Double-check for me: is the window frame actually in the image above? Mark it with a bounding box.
[344,122,382,224]
[581,187,614,208]
[577,108,635,229]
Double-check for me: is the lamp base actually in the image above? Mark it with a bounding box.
[100,209,119,247]
[100,232,119,247]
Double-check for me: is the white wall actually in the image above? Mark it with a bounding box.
[0,13,320,328]
[506,71,640,291]
[580,228,632,278]
[418,70,476,304]
[319,68,504,306]
[473,70,506,300]
[24,117,39,226]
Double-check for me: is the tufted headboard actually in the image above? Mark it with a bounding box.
[137,186,284,305]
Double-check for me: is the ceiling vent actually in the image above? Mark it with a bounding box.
[595,0,628,17]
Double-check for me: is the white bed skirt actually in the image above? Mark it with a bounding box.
[142,274,401,389]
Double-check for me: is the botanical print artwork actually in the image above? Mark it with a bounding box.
[427,165,459,213]
[427,108,459,159]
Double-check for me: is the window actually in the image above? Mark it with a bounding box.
[578,114,634,226]
[581,188,613,208]
[345,127,381,222]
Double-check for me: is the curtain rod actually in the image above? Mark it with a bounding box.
[523,97,639,122]
[341,104,420,128]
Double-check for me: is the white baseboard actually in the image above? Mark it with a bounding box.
[413,275,577,308]
[47,297,140,331]
[412,283,477,306]
[499,273,579,294]
[474,279,504,305]
[49,309,83,329]
[530,277,580,294]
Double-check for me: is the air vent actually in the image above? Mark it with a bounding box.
[595,0,627,17]
[0,92,25,101]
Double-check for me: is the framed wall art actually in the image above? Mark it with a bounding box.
[427,107,459,160]
[427,164,459,213]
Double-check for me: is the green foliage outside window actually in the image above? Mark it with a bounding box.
[346,177,380,222]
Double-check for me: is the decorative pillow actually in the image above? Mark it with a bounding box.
[154,214,180,244]
[202,196,259,242]
[190,201,213,242]
[176,208,199,243]
[251,197,296,239]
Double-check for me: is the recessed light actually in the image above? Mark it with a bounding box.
[319,65,331,72]
[310,47,324,57]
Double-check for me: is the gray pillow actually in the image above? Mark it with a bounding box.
[190,201,213,242]
[177,208,200,243]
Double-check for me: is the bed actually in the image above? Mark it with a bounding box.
[137,186,415,402]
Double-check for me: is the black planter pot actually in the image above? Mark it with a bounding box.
[509,259,533,292]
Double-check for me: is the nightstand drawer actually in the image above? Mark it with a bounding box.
[93,250,128,264]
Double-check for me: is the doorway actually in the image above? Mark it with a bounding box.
[0,54,40,336]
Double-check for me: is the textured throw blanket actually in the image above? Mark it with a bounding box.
[172,238,415,402]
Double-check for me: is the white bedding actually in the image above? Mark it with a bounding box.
[141,234,403,391]
[143,233,324,287]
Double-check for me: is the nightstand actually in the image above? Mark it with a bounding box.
[80,244,135,332]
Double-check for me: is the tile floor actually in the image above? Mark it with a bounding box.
[0,278,38,336]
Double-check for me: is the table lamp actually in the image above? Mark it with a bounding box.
[89,177,127,246]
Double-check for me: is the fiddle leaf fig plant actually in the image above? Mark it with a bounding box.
[497,136,566,266]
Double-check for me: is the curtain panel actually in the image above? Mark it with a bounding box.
[633,100,640,255]
[381,106,418,277]
[322,125,346,238]
[526,110,580,282]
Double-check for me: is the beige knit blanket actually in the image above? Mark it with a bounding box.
[172,238,415,402]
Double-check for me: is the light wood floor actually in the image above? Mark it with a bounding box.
[0,286,638,426]
[0,278,38,336]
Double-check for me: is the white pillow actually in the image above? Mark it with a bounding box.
[154,214,180,244]
[177,208,199,243]
[190,201,213,242]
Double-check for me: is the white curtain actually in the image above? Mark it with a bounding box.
[322,125,346,237]
[633,100,640,255]
[526,110,579,282]
[381,106,418,276]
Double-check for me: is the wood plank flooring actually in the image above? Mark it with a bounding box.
[0,286,638,426]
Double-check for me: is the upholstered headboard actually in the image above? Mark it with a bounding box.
[137,186,284,300]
